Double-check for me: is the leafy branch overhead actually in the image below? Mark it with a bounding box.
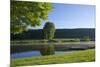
[11,1,53,33]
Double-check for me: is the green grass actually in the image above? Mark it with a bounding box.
[11,49,95,66]
[11,38,81,44]
[11,39,94,46]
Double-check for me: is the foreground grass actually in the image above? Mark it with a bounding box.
[11,49,95,66]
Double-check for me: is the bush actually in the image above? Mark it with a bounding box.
[48,39,59,43]
[81,36,91,41]
[61,39,80,42]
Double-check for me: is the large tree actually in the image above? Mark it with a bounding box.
[11,1,53,34]
[43,22,55,40]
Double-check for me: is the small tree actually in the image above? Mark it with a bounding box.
[43,22,55,40]
[40,22,55,55]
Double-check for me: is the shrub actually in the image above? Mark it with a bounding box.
[61,39,80,42]
[48,39,59,43]
[81,36,91,41]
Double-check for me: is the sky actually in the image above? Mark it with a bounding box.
[29,3,95,29]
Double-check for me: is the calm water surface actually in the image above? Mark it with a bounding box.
[11,41,95,59]
[11,50,78,59]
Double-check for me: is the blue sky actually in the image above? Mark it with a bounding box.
[30,3,95,29]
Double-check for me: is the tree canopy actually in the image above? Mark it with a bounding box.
[11,1,53,34]
[43,22,55,40]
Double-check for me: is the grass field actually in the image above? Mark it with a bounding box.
[11,49,95,66]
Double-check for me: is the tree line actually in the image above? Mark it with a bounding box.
[11,28,95,41]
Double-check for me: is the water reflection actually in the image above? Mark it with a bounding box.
[11,50,78,59]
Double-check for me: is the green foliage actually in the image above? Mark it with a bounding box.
[11,49,95,66]
[11,1,53,34]
[11,29,95,41]
[40,45,55,55]
[43,22,55,40]
[60,39,80,42]
[48,39,59,43]
[82,36,91,41]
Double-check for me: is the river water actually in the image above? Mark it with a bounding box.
[11,50,78,59]
[11,41,95,59]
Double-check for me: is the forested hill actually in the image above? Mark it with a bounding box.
[11,28,95,40]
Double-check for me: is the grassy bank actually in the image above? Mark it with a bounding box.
[11,49,95,66]
[11,39,80,45]
[11,38,94,45]
[11,41,95,53]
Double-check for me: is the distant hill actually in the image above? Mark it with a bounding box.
[11,28,95,41]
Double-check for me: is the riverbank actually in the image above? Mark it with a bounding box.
[11,49,95,66]
[11,41,95,53]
